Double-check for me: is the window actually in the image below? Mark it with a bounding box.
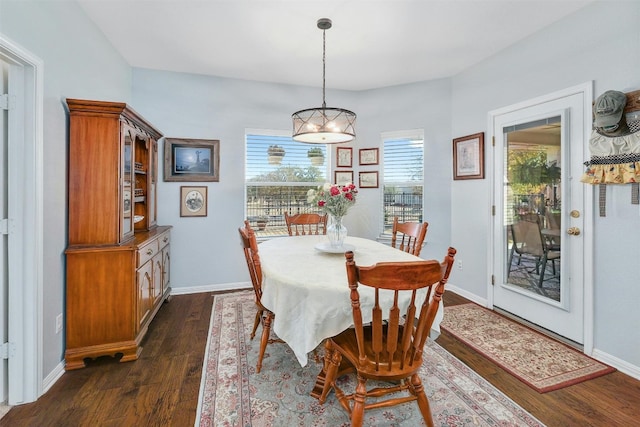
[382,130,424,234]
[245,130,328,237]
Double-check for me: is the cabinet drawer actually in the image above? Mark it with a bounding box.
[137,240,159,267]
[158,231,171,251]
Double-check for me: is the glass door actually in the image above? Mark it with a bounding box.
[491,87,590,345]
[121,125,134,241]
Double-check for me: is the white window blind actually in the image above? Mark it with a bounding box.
[382,130,424,234]
[245,131,328,236]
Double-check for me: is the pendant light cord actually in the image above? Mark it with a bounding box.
[322,28,326,109]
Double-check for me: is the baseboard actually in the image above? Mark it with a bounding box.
[170,281,251,295]
[42,361,65,395]
[446,283,488,307]
[592,348,640,380]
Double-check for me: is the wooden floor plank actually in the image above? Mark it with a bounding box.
[1,290,639,427]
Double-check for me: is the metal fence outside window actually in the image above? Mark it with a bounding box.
[246,185,423,238]
[383,190,423,233]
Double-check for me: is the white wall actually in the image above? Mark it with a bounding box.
[0,1,131,377]
[450,1,640,369]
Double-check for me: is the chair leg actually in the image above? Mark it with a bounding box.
[250,308,263,340]
[538,254,548,288]
[257,312,273,373]
[350,375,367,427]
[409,374,434,427]
[507,245,515,278]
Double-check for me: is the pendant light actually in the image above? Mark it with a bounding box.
[292,18,356,144]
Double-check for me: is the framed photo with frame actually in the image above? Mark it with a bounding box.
[359,171,379,188]
[359,148,379,165]
[453,132,485,180]
[336,147,353,168]
[180,186,208,217]
[164,138,220,182]
[335,170,354,186]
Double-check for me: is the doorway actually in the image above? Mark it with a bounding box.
[489,83,593,350]
[0,33,44,405]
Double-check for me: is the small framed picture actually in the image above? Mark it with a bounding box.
[359,171,379,188]
[180,186,208,217]
[359,148,379,165]
[335,170,354,186]
[164,138,220,182]
[336,147,353,168]
[453,132,484,180]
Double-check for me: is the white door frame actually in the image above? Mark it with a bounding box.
[487,82,594,355]
[0,33,44,404]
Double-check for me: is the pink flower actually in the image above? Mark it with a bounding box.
[330,186,341,196]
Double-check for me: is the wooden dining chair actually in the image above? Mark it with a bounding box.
[317,247,456,427]
[391,216,428,257]
[238,220,283,373]
[284,212,328,236]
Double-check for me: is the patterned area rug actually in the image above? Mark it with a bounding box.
[441,303,615,393]
[196,291,545,426]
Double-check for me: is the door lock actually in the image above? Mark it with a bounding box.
[567,227,581,236]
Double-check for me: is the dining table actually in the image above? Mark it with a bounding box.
[258,234,444,367]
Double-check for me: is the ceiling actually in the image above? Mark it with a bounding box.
[77,0,593,91]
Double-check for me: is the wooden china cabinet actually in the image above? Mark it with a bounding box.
[64,99,172,370]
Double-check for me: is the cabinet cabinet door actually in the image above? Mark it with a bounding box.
[162,244,170,293]
[152,253,162,306]
[137,260,153,328]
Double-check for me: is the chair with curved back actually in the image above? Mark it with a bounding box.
[238,220,284,373]
[284,212,328,236]
[508,215,560,287]
[317,247,456,427]
[391,217,428,257]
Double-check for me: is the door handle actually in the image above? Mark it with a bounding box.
[567,227,581,236]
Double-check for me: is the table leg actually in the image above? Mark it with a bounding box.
[310,340,354,401]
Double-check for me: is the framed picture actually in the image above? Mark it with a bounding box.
[164,138,220,182]
[359,171,379,188]
[453,132,485,180]
[359,148,379,165]
[336,147,353,168]
[335,170,354,186]
[180,186,208,217]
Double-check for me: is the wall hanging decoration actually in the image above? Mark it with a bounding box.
[336,147,353,167]
[164,138,220,182]
[359,148,379,165]
[335,170,354,186]
[581,89,640,216]
[453,132,485,180]
[359,171,379,188]
[180,186,208,217]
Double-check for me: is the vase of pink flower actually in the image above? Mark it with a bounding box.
[307,182,358,247]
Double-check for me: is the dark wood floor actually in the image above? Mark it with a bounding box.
[2,291,639,426]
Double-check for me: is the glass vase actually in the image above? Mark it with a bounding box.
[327,215,347,248]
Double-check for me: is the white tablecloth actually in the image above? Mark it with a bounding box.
[258,235,444,366]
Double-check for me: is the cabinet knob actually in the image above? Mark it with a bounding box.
[163,237,168,243]
[146,249,154,255]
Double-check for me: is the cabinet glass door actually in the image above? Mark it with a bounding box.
[121,126,135,240]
